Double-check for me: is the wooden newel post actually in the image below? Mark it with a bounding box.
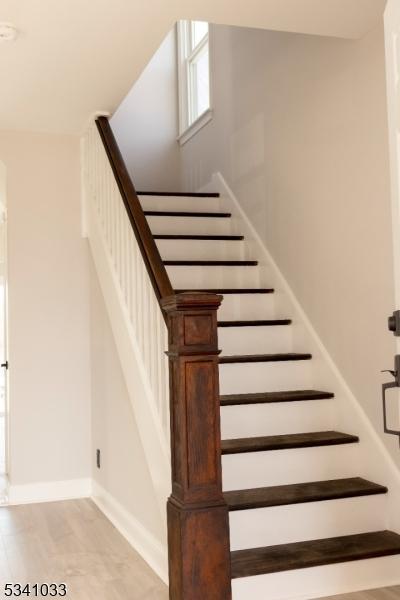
[161,292,232,600]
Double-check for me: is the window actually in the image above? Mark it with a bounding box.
[177,20,212,144]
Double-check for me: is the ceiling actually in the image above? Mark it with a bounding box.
[0,0,387,134]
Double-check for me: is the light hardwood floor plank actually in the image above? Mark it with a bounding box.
[0,499,398,600]
[0,499,168,599]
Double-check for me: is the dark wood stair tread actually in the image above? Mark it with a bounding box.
[153,234,244,240]
[224,478,388,511]
[220,389,334,406]
[219,353,312,364]
[218,319,291,327]
[221,431,359,454]
[138,191,220,197]
[164,260,258,266]
[231,531,400,578]
[174,288,274,294]
[144,210,231,218]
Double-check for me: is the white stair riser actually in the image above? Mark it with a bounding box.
[218,294,276,321]
[231,555,400,600]
[166,265,261,289]
[143,188,398,600]
[229,495,387,550]
[156,239,247,261]
[221,400,335,439]
[218,325,293,355]
[139,195,222,212]
[222,444,360,490]
[146,215,232,235]
[219,360,313,395]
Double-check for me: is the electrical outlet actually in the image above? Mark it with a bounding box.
[96,449,101,469]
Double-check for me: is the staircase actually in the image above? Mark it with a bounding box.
[139,189,400,599]
[84,118,400,600]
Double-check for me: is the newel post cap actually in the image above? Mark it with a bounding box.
[161,292,223,314]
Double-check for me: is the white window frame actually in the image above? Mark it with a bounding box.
[177,20,213,145]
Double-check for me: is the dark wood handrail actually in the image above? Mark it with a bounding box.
[95,117,173,315]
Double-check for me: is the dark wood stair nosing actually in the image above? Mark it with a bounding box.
[220,389,335,406]
[144,210,231,218]
[219,353,312,364]
[174,288,275,294]
[138,191,220,197]
[230,531,400,578]
[153,234,244,240]
[164,260,258,267]
[221,431,359,455]
[218,319,291,327]
[224,477,388,511]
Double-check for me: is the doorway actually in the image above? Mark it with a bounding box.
[0,162,8,504]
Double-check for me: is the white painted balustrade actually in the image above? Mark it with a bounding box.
[82,121,171,523]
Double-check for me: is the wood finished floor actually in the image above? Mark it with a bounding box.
[0,499,168,599]
[0,498,397,599]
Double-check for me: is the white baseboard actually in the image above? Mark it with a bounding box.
[8,477,92,505]
[7,476,168,585]
[91,480,168,585]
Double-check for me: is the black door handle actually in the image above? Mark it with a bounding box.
[388,310,400,335]
[1,361,8,370]
[382,355,400,445]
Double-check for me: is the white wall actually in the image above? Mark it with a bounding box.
[0,127,168,557]
[89,257,165,542]
[111,30,181,193]
[0,131,91,487]
[180,23,400,464]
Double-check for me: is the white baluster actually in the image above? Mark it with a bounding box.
[83,121,170,450]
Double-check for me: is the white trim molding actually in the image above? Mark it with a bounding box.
[384,1,400,360]
[177,108,213,145]
[206,172,400,525]
[177,20,212,141]
[8,478,92,505]
[91,480,168,584]
[81,110,111,136]
[7,475,168,584]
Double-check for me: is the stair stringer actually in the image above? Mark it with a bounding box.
[83,146,171,582]
[201,172,400,599]
[86,197,171,508]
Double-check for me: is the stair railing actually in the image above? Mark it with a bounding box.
[83,116,231,599]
